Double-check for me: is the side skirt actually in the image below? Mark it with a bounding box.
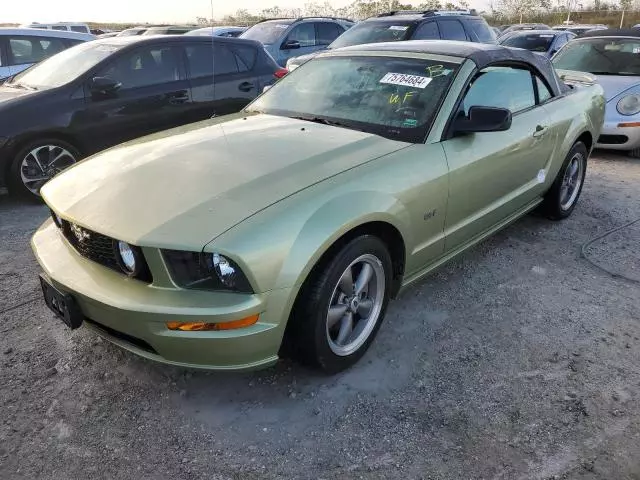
[399,197,543,293]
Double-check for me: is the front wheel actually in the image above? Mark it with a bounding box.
[9,139,80,199]
[540,141,588,220]
[286,236,393,373]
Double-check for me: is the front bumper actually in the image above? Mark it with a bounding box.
[31,220,293,371]
[596,120,640,151]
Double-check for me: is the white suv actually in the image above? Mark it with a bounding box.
[0,28,95,80]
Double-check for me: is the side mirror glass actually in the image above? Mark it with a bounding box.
[452,106,512,135]
[90,76,121,97]
[281,40,301,50]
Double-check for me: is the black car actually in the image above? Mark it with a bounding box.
[0,35,286,198]
[286,9,496,70]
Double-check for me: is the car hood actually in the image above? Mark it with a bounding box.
[288,50,324,66]
[42,113,407,249]
[0,85,35,104]
[594,75,640,102]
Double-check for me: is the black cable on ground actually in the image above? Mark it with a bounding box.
[581,217,640,285]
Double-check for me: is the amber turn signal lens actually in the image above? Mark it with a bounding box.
[166,314,259,331]
[617,122,640,128]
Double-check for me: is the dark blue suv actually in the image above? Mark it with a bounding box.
[286,9,496,71]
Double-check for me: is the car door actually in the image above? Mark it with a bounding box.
[73,43,191,154]
[441,65,555,251]
[184,40,259,120]
[279,22,318,67]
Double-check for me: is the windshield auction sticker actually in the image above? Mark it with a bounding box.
[380,73,432,89]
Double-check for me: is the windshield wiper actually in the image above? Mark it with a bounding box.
[589,71,640,76]
[290,115,361,130]
[4,82,37,91]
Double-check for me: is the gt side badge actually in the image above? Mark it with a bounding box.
[537,169,546,183]
[424,209,437,221]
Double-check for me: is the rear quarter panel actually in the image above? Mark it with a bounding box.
[542,81,605,184]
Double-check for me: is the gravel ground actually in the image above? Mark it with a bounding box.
[0,152,639,480]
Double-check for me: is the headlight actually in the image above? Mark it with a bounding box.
[162,250,253,293]
[617,94,640,115]
[115,240,147,277]
[116,241,137,273]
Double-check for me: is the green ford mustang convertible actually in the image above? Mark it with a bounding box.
[32,41,605,373]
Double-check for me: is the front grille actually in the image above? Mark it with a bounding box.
[598,134,629,145]
[54,215,152,283]
[60,220,120,271]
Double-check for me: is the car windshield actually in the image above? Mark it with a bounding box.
[553,38,640,75]
[241,22,293,44]
[329,21,413,49]
[501,33,555,52]
[247,55,460,143]
[8,42,122,89]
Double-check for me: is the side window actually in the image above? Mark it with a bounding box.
[466,19,494,43]
[70,26,88,33]
[536,76,552,103]
[8,36,67,65]
[316,22,344,46]
[463,66,535,114]
[51,26,67,31]
[185,44,241,78]
[413,21,440,40]
[286,23,316,47]
[438,20,467,41]
[232,44,257,71]
[97,45,181,89]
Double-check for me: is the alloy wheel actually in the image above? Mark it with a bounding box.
[326,254,386,356]
[20,144,77,196]
[559,152,585,211]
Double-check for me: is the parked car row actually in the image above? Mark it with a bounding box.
[286,9,496,71]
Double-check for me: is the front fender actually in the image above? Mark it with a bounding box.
[207,185,411,294]
[276,191,411,290]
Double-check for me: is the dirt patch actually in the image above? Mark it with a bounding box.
[1,152,639,479]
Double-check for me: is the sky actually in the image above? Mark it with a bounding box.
[2,0,488,24]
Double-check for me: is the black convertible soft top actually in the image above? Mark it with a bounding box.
[335,40,565,96]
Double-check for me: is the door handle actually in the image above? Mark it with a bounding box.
[166,91,189,105]
[238,82,255,92]
[533,125,548,138]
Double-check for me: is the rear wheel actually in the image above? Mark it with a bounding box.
[286,235,393,373]
[628,148,640,159]
[540,141,587,220]
[9,139,80,199]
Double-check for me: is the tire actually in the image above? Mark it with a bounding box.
[8,138,80,199]
[540,141,588,220]
[628,148,640,159]
[285,235,393,373]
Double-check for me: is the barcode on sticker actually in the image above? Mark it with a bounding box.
[380,72,432,89]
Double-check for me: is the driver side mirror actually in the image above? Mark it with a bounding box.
[90,76,122,97]
[281,40,301,50]
[452,106,512,135]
